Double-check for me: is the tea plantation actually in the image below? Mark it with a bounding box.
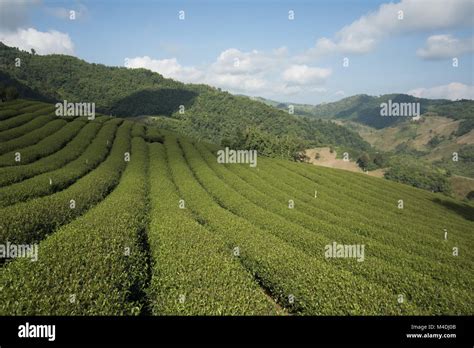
[0,99,472,315]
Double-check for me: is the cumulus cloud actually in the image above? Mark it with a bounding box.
[125,52,273,92]
[210,48,280,75]
[203,47,294,93]
[125,45,331,96]
[408,82,474,100]
[0,0,75,55]
[0,28,74,55]
[302,38,338,58]
[417,35,474,60]
[300,0,473,59]
[282,65,331,85]
[207,73,267,93]
[124,56,203,83]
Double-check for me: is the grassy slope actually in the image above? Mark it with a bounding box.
[342,117,474,179]
[346,117,467,153]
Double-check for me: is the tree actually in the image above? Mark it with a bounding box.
[428,135,442,148]
[357,152,371,170]
[373,153,387,167]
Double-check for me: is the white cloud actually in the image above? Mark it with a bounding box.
[0,28,74,55]
[0,0,75,55]
[273,46,288,57]
[300,0,474,59]
[207,73,267,92]
[282,65,331,85]
[124,56,203,83]
[124,47,331,97]
[417,35,474,60]
[125,52,270,92]
[211,48,279,75]
[408,82,474,100]
[304,38,338,58]
[205,47,291,93]
[206,49,330,95]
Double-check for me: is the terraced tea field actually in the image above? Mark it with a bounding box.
[0,100,473,315]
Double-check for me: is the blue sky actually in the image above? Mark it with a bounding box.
[1,0,473,103]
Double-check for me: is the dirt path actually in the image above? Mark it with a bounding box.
[304,147,385,178]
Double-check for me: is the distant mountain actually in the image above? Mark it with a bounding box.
[251,94,474,180]
[0,43,371,158]
[253,94,474,131]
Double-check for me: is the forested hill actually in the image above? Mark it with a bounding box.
[0,43,371,159]
[255,94,474,131]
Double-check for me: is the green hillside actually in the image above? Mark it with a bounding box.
[255,94,474,131]
[0,99,473,315]
[0,43,370,159]
[253,94,474,189]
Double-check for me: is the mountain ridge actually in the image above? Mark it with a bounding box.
[250,93,474,131]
